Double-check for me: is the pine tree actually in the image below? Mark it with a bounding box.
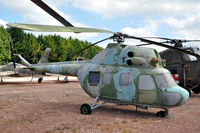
[0,26,10,65]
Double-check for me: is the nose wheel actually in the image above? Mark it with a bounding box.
[80,104,92,115]
[80,96,106,115]
[156,109,168,117]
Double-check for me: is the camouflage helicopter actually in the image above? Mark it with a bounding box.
[5,0,189,117]
[7,22,189,117]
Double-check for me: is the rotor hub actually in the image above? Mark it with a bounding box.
[113,33,127,43]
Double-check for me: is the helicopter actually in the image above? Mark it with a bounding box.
[7,23,189,117]
[0,33,53,83]
[6,0,189,117]
[0,37,51,83]
[138,37,200,95]
[0,47,51,83]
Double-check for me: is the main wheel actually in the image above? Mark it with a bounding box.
[38,78,43,83]
[156,110,167,117]
[64,77,68,83]
[80,104,92,115]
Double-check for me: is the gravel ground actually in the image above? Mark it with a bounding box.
[0,79,200,133]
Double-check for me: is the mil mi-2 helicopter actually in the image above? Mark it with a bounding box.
[138,37,200,95]
[6,0,189,117]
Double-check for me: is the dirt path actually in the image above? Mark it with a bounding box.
[0,81,199,133]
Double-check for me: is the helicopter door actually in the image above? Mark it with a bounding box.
[100,73,116,99]
[137,75,159,105]
[116,73,135,101]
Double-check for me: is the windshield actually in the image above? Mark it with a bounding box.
[155,73,177,89]
[182,53,197,61]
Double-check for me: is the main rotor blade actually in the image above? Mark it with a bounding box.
[184,40,200,42]
[128,35,200,58]
[141,37,200,43]
[141,37,172,40]
[31,0,73,27]
[6,23,114,34]
[136,41,168,46]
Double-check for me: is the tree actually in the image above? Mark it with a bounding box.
[0,26,10,65]
[4,27,103,64]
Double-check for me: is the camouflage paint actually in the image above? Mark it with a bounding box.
[113,67,139,101]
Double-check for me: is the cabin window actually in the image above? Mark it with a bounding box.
[103,73,112,85]
[89,72,100,86]
[119,73,131,86]
[139,75,156,90]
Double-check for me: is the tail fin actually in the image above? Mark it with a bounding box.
[14,54,31,67]
[37,48,51,64]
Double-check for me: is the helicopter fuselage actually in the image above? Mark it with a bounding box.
[77,61,188,109]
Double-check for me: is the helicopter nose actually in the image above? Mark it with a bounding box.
[161,86,189,107]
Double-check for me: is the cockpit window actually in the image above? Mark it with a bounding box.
[182,47,199,62]
[155,73,177,89]
[139,75,156,90]
[182,54,197,61]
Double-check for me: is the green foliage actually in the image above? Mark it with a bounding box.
[1,27,103,64]
[0,26,10,65]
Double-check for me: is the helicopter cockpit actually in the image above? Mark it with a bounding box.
[181,47,200,61]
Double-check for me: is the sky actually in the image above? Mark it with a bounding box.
[1,0,200,51]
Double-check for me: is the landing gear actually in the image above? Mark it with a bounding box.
[80,104,91,115]
[57,75,60,81]
[1,76,3,82]
[64,76,68,83]
[80,96,106,115]
[156,109,168,117]
[38,77,43,83]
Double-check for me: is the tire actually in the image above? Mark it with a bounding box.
[38,78,43,83]
[156,111,167,117]
[80,104,92,115]
[192,87,200,94]
[64,77,68,83]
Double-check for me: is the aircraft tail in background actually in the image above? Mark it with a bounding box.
[38,48,51,64]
